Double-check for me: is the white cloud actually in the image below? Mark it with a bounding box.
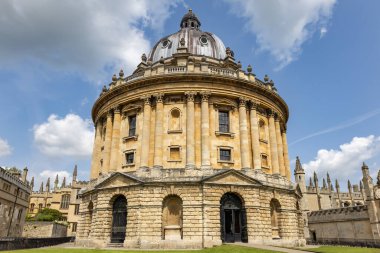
[33,114,94,157]
[0,0,182,82]
[39,170,72,188]
[0,138,12,157]
[320,27,328,38]
[303,135,380,184]
[225,0,336,69]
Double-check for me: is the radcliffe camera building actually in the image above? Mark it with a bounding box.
[76,10,304,248]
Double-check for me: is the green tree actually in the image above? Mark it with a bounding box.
[35,208,64,221]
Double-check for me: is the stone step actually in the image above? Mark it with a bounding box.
[107,243,124,248]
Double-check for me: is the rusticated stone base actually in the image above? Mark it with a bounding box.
[75,168,304,249]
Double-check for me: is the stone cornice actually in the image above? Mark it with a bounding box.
[92,74,289,124]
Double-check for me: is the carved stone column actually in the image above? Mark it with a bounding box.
[250,102,261,170]
[238,98,250,170]
[185,92,196,168]
[268,111,280,174]
[90,120,102,179]
[282,130,291,179]
[200,91,211,168]
[275,117,285,177]
[140,96,151,168]
[103,111,113,173]
[153,93,164,169]
[110,106,121,172]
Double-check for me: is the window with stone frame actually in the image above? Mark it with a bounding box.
[124,150,135,165]
[17,208,23,221]
[74,204,80,215]
[259,120,267,141]
[219,148,231,162]
[38,203,43,212]
[60,194,71,209]
[270,198,281,239]
[169,146,181,161]
[168,108,182,133]
[72,222,78,232]
[128,115,137,136]
[218,110,230,133]
[261,154,269,168]
[30,203,35,212]
[162,195,183,239]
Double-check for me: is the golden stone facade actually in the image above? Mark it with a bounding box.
[76,10,304,248]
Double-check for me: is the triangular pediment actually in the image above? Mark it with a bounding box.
[95,172,142,189]
[202,170,262,186]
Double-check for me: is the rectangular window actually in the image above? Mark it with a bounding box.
[74,204,80,215]
[261,154,269,167]
[60,194,71,209]
[128,115,137,136]
[219,149,231,161]
[125,152,134,165]
[218,111,229,133]
[17,208,23,221]
[169,147,181,161]
[72,222,77,232]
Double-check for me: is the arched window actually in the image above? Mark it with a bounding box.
[270,198,281,239]
[30,203,35,212]
[60,194,71,209]
[38,203,43,212]
[162,195,183,240]
[343,201,350,207]
[168,108,181,132]
[259,120,266,141]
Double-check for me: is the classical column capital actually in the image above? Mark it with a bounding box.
[250,100,258,110]
[141,95,152,105]
[200,91,211,102]
[107,110,113,117]
[154,93,164,103]
[185,91,197,102]
[238,97,248,108]
[267,109,275,118]
[113,105,122,114]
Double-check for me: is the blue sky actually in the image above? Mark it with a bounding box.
[0,0,379,190]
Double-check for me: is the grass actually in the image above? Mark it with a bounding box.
[303,246,380,253]
[2,245,280,253]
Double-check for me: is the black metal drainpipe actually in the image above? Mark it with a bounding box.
[7,187,20,237]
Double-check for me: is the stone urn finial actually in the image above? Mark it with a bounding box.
[159,56,165,64]
[112,74,117,82]
[237,61,242,69]
[264,74,269,83]
[119,69,124,78]
[247,64,252,73]
[226,47,232,57]
[141,53,147,62]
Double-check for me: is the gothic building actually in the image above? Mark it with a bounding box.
[76,10,304,248]
[27,165,88,236]
[0,167,31,237]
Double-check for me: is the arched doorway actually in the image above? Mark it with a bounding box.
[111,195,127,243]
[220,193,248,243]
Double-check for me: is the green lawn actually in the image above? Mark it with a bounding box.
[3,245,279,253]
[304,246,380,253]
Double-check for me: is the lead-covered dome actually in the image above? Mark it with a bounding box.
[148,9,226,63]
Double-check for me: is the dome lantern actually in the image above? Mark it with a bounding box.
[180,9,201,29]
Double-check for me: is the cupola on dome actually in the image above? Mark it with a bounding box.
[148,9,226,63]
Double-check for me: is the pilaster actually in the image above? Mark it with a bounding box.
[250,102,261,170]
[110,106,121,172]
[275,117,285,177]
[140,96,152,168]
[238,97,250,170]
[200,91,211,168]
[282,129,291,179]
[103,110,113,173]
[185,91,196,168]
[268,111,279,175]
[153,93,164,169]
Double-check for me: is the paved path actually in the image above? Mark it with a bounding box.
[233,242,316,253]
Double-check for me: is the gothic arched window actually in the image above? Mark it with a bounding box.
[60,194,71,209]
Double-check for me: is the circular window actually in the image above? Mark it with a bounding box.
[161,39,170,48]
[199,35,208,45]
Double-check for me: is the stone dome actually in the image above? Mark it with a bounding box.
[148,9,226,63]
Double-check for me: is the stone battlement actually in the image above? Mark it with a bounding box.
[308,205,369,223]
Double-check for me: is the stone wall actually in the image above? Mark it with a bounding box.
[0,237,74,251]
[76,170,304,249]
[22,221,67,238]
[308,205,380,247]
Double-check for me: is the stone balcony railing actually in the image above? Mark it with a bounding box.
[105,62,278,95]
